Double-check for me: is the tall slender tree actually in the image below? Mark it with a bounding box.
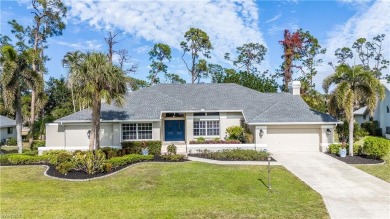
[225,43,267,74]
[70,52,127,150]
[62,51,84,112]
[148,43,172,84]
[0,45,42,153]
[323,64,385,156]
[22,0,67,147]
[180,28,213,83]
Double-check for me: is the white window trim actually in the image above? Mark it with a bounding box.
[122,123,152,141]
[193,120,220,136]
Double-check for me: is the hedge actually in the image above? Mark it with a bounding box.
[0,154,52,165]
[121,141,161,155]
[108,154,154,167]
[362,136,390,159]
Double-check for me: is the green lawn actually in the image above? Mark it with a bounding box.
[354,152,390,182]
[0,162,329,218]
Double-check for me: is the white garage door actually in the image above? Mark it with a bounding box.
[267,128,320,152]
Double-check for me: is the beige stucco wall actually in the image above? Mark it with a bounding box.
[45,123,65,147]
[0,127,17,141]
[252,124,335,152]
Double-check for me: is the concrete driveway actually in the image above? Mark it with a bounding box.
[272,152,390,219]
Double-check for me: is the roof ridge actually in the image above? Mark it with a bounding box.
[252,100,283,121]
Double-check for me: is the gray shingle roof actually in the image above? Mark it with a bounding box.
[56,83,338,124]
[0,115,16,128]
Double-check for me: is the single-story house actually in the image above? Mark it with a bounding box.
[354,79,390,139]
[45,82,339,154]
[0,115,17,144]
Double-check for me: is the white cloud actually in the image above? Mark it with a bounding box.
[265,14,282,24]
[50,39,103,51]
[64,0,266,68]
[133,46,150,55]
[316,0,390,91]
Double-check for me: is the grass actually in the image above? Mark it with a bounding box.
[354,152,390,182]
[0,162,329,218]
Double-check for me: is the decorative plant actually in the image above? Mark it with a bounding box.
[226,126,244,141]
[167,144,177,155]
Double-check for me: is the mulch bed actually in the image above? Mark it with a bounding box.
[188,154,276,162]
[2,155,188,180]
[326,153,384,164]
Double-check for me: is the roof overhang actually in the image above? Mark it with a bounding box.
[159,110,245,120]
[55,119,161,124]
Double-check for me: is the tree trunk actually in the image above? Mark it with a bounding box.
[71,85,76,112]
[349,108,354,156]
[88,96,101,151]
[15,86,23,154]
[29,89,36,148]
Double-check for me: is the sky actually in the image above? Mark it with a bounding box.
[1,0,389,91]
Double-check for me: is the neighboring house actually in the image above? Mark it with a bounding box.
[45,82,339,154]
[0,115,17,144]
[354,80,390,139]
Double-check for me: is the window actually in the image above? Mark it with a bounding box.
[7,127,13,134]
[194,121,220,136]
[363,115,366,120]
[387,106,389,113]
[122,123,152,140]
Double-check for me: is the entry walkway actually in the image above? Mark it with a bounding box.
[272,152,390,219]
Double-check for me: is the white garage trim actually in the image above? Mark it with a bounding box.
[266,127,321,152]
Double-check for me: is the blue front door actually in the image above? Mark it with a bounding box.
[164,120,185,141]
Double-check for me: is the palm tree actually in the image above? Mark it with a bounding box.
[0,45,42,153]
[62,51,84,112]
[323,64,385,156]
[70,52,127,150]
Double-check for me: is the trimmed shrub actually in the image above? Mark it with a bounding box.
[73,151,106,175]
[121,141,161,155]
[100,147,118,159]
[0,154,11,165]
[189,139,240,144]
[103,163,113,173]
[56,161,76,175]
[361,121,382,136]
[226,126,244,141]
[6,138,17,146]
[362,136,390,159]
[160,154,185,161]
[48,152,73,166]
[108,154,154,168]
[167,144,177,155]
[31,140,45,151]
[195,137,206,143]
[6,154,51,165]
[328,144,341,154]
[191,148,269,161]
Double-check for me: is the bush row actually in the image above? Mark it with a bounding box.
[160,154,186,161]
[190,148,269,161]
[108,154,154,167]
[0,154,51,165]
[121,141,161,155]
[189,139,241,144]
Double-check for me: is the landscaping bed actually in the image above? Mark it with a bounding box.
[44,154,189,180]
[188,148,273,161]
[326,153,384,164]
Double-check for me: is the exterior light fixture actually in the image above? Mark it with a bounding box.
[326,129,331,136]
[87,130,91,139]
[267,155,272,190]
[259,129,264,138]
